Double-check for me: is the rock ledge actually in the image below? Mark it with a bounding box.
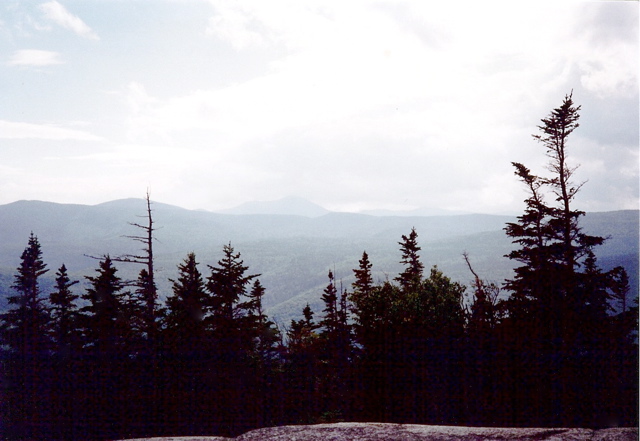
[123,422,639,441]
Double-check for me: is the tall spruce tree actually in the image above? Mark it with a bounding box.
[0,233,51,439]
[81,255,127,355]
[502,93,636,426]
[0,233,50,357]
[48,264,80,354]
[165,252,208,350]
[395,228,424,292]
[205,243,259,434]
[206,243,258,340]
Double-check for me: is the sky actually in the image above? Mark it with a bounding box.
[1,0,638,214]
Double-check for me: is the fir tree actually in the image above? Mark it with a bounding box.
[0,233,51,439]
[81,256,127,355]
[395,228,424,291]
[48,264,80,354]
[165,252,208,348]
[0,233,50,357]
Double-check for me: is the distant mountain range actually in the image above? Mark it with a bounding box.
[220,196,330,217]
[0,199,637,324]
[219,196,473,217]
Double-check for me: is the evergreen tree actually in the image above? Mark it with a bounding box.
[395,228,424,291]
[159,253,210,435]
[241,279,282,428]
[351,251,373,305]
[205,243,259,435]
[0,233,51,439]
[48,264,80,354]
[242,279,280,358]
[502,93,636,426]
[0,233,50,357]
[81,255,127,355]
[47,264,82,440]
[284,303,321,423]
[165,252,208,349]
[206,243,258,335]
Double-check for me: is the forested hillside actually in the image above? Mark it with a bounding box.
[0,95,637,441]
[0,199,636,324]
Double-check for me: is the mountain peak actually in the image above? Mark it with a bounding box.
[220,196,330,217]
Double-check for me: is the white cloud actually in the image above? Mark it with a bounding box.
[0,120,103,141]
[7,49,63,66]
[40,0,99,40]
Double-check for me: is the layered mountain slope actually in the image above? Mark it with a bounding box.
[0,199,636,324]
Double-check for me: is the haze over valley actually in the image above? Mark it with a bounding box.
[0,197,636,324]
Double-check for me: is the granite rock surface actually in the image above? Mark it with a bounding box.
[122,422,639,441]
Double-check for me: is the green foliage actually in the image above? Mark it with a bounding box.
[48,264,80,352]
[80,255,128,355]
[0,233,50,356]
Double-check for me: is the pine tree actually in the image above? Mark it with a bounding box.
[205,243,259,434]
[81,256,127,355]
[351,251,373,305]
[319,270,339,336]
[0,233,51,439]
[318,270,352,421]
[48,264,80,354]
[501,93,634,426]
[242,279,280,357]
[0,233,50,357]
[165,252,208,349]
[284,304,320,423]
[206,243,258,334]
[395,228,424,291]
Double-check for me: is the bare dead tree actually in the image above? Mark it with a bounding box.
[113,191,158,344]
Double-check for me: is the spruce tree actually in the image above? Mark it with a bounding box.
[350,251,374,307]
[502,93,636,426]
[81,255,127,355]
[165,252,208,349]
[205,243,259,434]
[48,264,80,354]
[0,233,50,357]
[395,228,424,291]
[206,243,257,334]
[0,233,51,439]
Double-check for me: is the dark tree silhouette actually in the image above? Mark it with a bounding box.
[0,233,51,439]
[502,93,637,426]
[395,227,424,291]
[49,264,80,353]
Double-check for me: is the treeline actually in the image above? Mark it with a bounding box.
[1,95,638,440]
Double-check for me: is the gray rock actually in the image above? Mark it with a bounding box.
[121,423,639,441]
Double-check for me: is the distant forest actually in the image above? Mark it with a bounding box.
[1,95,637,440]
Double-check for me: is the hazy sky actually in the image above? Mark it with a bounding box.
[1,1,638,214]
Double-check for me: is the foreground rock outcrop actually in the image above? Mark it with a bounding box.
[123,422,639,441]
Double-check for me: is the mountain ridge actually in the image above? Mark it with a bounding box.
[0,199,636,324]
